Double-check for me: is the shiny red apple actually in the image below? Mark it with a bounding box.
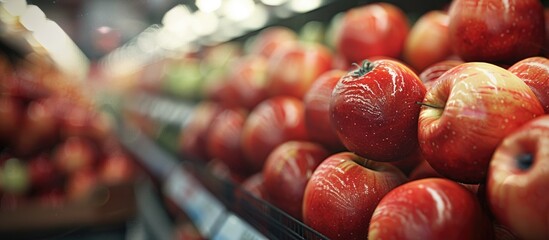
[241,96,309,172]
[266,42,333,99]
[418,62,544,183]
[303,69,346,151]
[302,152,407,240]
[368,178,493,240]
[487,115,549,240]
[179,101,224,162]
[262,141,329,220]
[403,10,452,72]
[336,3,409,64]
[448,0,545,64]
[222,55,269,110]
[508,56,549,113]
[330,59,426,162]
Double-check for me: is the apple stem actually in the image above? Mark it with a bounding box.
[351,60,375,77]
[416,101,444,109]
[516,153,534,170]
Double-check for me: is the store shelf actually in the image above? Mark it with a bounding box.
[111,93,329,239]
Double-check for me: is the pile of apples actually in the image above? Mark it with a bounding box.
[178,0,549,239]
[0,61,137,209]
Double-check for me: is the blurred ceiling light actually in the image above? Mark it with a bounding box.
[260,0,287,6]
[20,4,45,31]
[2,0,26,16]
[195,0,221,13]
[240,4,269,30]
[190,10,219,36]
[161,4,191,34]
[223,0,255,22]
[288,0,322,13]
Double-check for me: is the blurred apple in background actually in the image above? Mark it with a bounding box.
[403,10,452,72]
[28,154,59,192]
[53,137,97,175]
[0,96,24,147]
[303,69,346,151]
[207,107,254,178]
[487,115,549,240]
[99,151,135,184]
[221,55,269,110]
[302,152,407,240]
[330,59,426,162]
[0,158,29,195]
[368,178,493,240]
[66,168,98,201]
[508,56,549,113]
[12,98,59,156]
[266,42,333,99]
[241,96,309,172]
[179,101,224,162]
[262,141,329,220]
[419,60,464,90]
[336,3,409,65]
[448,0,545,64]
[248,26,298,59]
[418,62,544,183]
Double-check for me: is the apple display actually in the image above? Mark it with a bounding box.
[403,10,452,72]
[302,152,407,240]
[508,56,549,113]
[303,69,346,151]
[418,62,544,183]
[448,0,545,64]
[266,42,333,99]
[368,178,492,240]
[262,141,329,220]
[241,96,309,172]
[487,115,549,240]
[336,3,409,65]
[330,59,426,162]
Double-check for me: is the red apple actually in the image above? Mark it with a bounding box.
[418,62,544,183]
[403,10,452,72]
[53,137,97,175]
[487,115,549,240]
[448,0,545,64]
[66,168,98,201]
[419,60,464,90]
[99,152,135,184]
[12,99,59,156]
[330,59,426,162]
[28,154,59,191]
[266,42,333,99]
[241,96,309,172]
[262,141,329,220]
[302,152,407,240]
[179,101,224,162]
[223,55,269,110]
[303,69,346,151]
[207,107,254,177]
[0,96,23,147]
[368,178,493,240]
[508,56,549,113]
[336,3,409,64]
[248,26,298,59]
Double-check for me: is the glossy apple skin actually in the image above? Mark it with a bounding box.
[302,152,407,240]
[330,59,426,161]
[368,178,493,240]
[303,69,346,151]
[241,96,309,172]
[403,10,452,72]
[418,62,544,183]
[487,115,549,240]
[448,0,545,64]
[337,3,409,65]
[179,101,224,162]
[508,56,549,113]
[262,141,329,220]
[207,108,254,177]
[266,42,333,99]
[419,60,464,90]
